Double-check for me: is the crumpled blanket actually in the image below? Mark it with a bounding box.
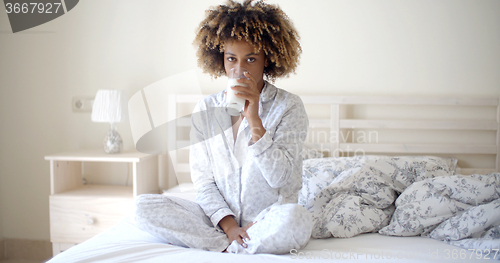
[301,156,500,259]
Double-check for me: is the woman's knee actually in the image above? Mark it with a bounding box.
[280,204,312,225]
[263,204,312,248]
[284,204,312,245]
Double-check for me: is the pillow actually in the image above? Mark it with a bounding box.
[299,155,458,207]
[368,155,458,192]
[298,155,380,206]
[379,173,500,237]
[429,198,500,241]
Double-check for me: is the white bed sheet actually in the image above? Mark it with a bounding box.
[47,188,491,263]
[48,216,490,263]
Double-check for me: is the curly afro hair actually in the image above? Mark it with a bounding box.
[193,0,301,82]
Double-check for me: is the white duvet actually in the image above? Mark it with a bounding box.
[301,156,500,260]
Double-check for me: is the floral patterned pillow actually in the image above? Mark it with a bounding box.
[299,155,458,207]
[429,198,500,241]
[379,173,500,237]
[298,155,380,206]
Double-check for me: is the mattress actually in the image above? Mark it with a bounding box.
[47,186,490,263]
[48,217,489,262]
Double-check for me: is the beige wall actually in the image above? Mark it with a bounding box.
[0,0,499,240]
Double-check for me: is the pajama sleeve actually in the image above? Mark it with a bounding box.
[189,103,235,230]
[248,94,309,188]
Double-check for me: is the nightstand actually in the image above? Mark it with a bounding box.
[44,149,159,256]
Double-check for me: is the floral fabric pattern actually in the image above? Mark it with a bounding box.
[299,156,500,259]
[303,156,457,238]
[380,173,500,236]
[299,155,380,206]
[429,199,500,260]
[302,155,500,257]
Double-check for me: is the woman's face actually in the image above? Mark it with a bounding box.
[224,40,266,91]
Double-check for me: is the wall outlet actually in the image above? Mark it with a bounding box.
[72,96,94,112]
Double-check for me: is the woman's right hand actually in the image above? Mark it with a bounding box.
[219,216,254,248]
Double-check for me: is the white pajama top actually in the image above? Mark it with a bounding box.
[189,81,309,230]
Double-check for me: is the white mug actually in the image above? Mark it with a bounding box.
[225,67,249,116]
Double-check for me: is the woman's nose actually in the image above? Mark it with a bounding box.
[236,60,246,69]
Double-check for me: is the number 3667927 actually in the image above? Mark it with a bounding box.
[5,3,62,14]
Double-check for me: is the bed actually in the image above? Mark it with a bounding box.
[48,94,500,262]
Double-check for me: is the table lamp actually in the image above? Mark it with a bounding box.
[91,89,128,154]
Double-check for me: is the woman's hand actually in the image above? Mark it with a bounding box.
[219,216,255,248]
[231,72,266,142]
[231,71,261,120]
[224,223,254,248]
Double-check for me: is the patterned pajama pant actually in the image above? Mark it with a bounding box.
[135,194,312,254]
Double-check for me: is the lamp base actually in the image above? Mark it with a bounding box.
[103,123,123,154]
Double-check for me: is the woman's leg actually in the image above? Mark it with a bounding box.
[135,194,229,252]
[226,203,312,254]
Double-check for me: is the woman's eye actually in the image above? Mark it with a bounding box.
[227,57,235,62]
[247,58,256,63]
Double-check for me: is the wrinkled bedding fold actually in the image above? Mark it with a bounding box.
[301,156,500,259]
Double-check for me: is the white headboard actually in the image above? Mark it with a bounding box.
[166,94,499,186]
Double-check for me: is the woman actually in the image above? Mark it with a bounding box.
[136,0,311,254]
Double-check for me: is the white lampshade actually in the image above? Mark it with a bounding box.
[92,89,128,123]
[92,89,128,154]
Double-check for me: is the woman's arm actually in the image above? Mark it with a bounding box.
[233,73,308,188]
[190,103,235,230]
[248,95,309,188]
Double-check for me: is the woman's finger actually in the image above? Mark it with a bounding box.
[234,92,256,102]
[234,80,257,95]
[236,234,248,248]
[235,235,244,245]
[240,235,249,248]
[241,230,250,241]
[231,84,256,95]
[243,71,256,87]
